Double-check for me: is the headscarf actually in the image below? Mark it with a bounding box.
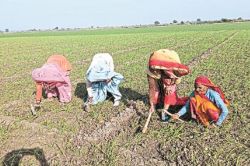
[195,76,229,105]
[47,55,72,72]
[86,53,115,82]
[148,49,190,78]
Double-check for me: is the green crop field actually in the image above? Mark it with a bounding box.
[0,22,249,165]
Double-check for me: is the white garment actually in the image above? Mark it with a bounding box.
[86,53,115,97]
[86,53,114,74]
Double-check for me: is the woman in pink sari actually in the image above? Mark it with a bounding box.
[32,55,72,105]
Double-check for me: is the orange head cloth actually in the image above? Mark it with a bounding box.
[47,55,72,72]
[195,76,229,105]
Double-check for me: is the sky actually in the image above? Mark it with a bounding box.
[0,0,250,31]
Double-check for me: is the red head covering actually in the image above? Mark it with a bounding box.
[195,76,229,105]
[148,49,190,77]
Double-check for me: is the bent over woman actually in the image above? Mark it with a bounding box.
[32,55,72,105]
[84,53,123,109]
[147,49,190,121]
[173,76,229,127]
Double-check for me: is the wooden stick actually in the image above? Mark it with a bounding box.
[142,111,153,133]
[164,110,184,122]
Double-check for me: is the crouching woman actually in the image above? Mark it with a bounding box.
[147,49,190,121]
[84,53,123,110]
[32,55,72,105]
[173,76,229,127]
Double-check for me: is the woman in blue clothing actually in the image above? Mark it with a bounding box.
[173,76,229,127]
[83,53,124,111]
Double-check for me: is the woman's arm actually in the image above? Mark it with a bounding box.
[86,79,94,104]
[209,90,229,126]
[174,91,194,118]
[86,80,93,97]
[147,75,159,112]
[177,102,190,117]
[35,82,43,103]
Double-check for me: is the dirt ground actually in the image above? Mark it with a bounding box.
[0,30,249,165]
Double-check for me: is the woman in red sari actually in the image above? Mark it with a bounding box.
[147,49,190,121]
[173,76,229,127]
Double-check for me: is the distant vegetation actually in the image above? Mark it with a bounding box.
[1,17,249,33]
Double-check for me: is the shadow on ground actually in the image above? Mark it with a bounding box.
[74,83,148,104]
[74,82,87,99]
[2,147,49,166]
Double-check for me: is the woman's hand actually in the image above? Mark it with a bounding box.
[149,105,155,113]
[34,100,41,107]
[172,114,180,120]
[88,96,93,104]
[211,123,217,128]
[164,84,176,95]
[207,123,217,128]
[106,79,111,83]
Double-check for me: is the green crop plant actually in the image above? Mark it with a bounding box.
[0,22,250,165]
